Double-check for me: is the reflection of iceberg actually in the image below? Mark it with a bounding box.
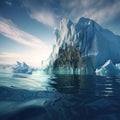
[50,75,95,94]
[96,60,120,76]
[50,75,118,96]
[13,61,33,74]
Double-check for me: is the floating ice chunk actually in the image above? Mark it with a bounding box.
[96,60,120,76]
[13,61,33,74]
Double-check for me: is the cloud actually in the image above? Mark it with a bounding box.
[74,0,120,24]
[23,0,120,28]
[60,0,120,25]
[23,0,57,27]
[30,10,56,27]
[0,17,52,66]
[0,17,49,49]
[0,42,52,66]
[0,51,50,67]
[0,52,21,58]
[0,52,24,65]
[5,0,13,6]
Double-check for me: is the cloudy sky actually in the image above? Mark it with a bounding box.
[0,0,120,66]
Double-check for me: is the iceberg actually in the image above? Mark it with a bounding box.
[44,17,120,75]
[96,60,120,76]
[13,61,33,74]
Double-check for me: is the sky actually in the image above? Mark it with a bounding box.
[0,0,120,67]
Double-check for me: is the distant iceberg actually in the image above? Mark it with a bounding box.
[96,60,120,76]
[13,61,33,74]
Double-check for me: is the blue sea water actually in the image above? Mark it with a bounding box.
[0,67,120,120]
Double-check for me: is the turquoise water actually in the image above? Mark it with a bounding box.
[0,68,120,120]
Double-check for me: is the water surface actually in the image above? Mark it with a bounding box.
[0,67,120,120]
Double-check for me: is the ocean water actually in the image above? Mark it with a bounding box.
[0,67,120,120]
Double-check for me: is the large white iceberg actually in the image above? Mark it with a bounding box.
[96,60,120,76]
[13,61,33,74]
[44,17,120,75]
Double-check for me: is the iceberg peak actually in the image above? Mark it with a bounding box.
[77,17,91,24]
